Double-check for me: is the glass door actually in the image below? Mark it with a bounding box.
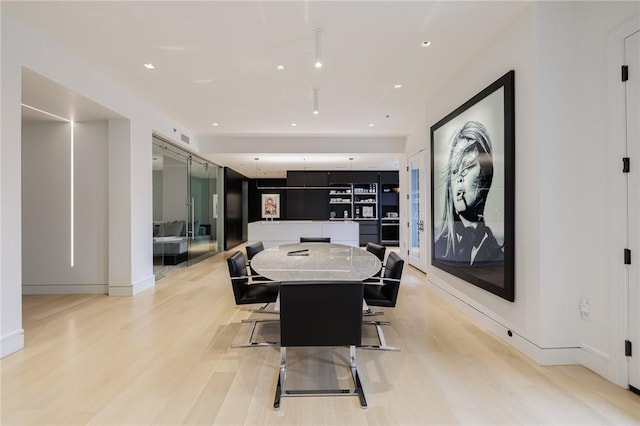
[153,137,224,275]
[408,151,427,271]
[157,143,190,267]
[188,157,218,265]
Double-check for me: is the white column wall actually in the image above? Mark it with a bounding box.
[1,16,25,356]
[107,119,133,295]
[129,121,155,293]
[0,7,4,354]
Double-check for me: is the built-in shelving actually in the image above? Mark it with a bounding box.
[329,185,353,220]
[379,177,400,246]
[353,183,377,220]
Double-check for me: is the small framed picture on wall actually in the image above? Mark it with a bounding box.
[262,194,280,219]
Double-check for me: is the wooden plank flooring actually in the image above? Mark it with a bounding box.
[2,250,639,425]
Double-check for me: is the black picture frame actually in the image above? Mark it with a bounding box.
[430,70,515,302]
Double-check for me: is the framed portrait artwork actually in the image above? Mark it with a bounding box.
[430,70,515,302]
[261,194,280,219]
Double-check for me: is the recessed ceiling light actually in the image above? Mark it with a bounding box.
[394,84,402,89]
[421,41,432,47]
[369,124,375,127]
[144,63,155,69]
[276,65,285,70]
[212,123,219,126]
[291,123,297,127]
[314,28,323,69]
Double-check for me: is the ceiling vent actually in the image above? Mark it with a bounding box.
[181,133,190,144]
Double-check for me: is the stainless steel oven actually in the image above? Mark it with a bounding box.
[381,218,400,246]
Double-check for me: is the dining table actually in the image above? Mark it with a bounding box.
[249,242,398,351]
[250,242,382,282]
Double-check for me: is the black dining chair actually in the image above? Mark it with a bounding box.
[364,251,403,307]
[227,251,280,348]
[361,251,404,351]
[274,281,367,410]
[365,242,386,280]
[245,241,270,281]
[299,237,331,243]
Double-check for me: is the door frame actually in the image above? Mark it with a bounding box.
[406,149,427,272]
[607,15,640,388]
[623,25,640,393]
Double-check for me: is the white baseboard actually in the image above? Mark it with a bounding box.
[579,344,613,382]
[426,277,621,385]
[109,274,155,296]
[22,277,155,297]
[1,329,25,358]
[22,284,108,294]
[426,278,581,366]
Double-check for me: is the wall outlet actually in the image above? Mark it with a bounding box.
[579,298,590,319]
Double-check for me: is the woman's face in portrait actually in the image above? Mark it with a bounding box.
[450,147,483,219]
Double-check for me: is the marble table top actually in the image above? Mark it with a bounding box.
[250,242,381,282]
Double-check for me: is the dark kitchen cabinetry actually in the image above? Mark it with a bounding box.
[358,220,379,246]
[283,170,399,246]
[286,171,328,220]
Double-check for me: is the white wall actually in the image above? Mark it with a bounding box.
[422,2,640,385]
[22,122,73,287]
[22,120,109,293]
[1,10,26,356]
[425,1,543,348]
[536,1,639,380]
[1,11,197,355]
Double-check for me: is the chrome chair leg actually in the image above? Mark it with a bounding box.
[363,307,385,317]
[361,319,400,351]
[250,302,279,314]
[274,347,286,410]
[350,345,368,407]
[273,345,367,410]
[231,318,279,348]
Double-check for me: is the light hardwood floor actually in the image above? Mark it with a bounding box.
[2,250,639,425]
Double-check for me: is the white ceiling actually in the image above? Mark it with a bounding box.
[6,1,531,178]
